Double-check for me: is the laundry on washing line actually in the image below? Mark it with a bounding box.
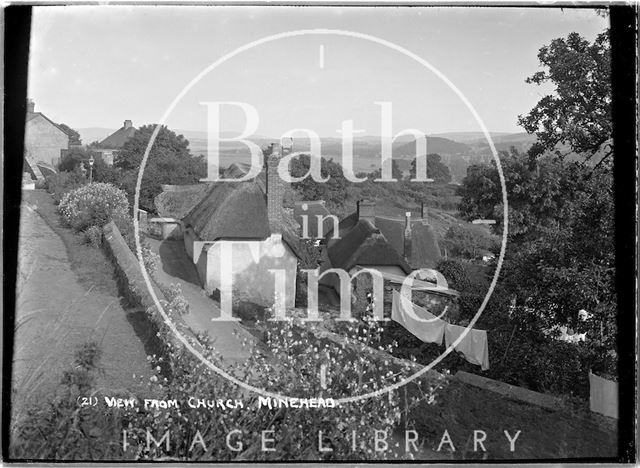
[444,323,490,371]
[391,290,446,345]
[390,290,490,370]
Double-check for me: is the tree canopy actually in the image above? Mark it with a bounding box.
[458,28,616,359]
[115,125,192,171]
[57,123,82,146]
[411,153,452,184]
[517,31,612,164]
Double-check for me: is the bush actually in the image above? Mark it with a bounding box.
[84,225,102,248]
[59,183,129,232]
[45,169,87,203]
[112,211,159,275]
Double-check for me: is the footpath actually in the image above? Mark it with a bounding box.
[12,192,151,424]
[146,237,254,367]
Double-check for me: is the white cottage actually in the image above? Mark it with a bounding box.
[181,148,302,308]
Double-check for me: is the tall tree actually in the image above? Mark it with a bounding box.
[114,124,206,212]
[517,31,612,165]
[115,125,191,171]
[58,123,82,146]
[410,153,452,183]
[459,27,616,352]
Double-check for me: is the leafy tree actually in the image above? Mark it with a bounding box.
[459,149,615,346]
[366,159,403,181]
[456,25,616,388]
[287,153,348,213]
[410,153,452,183]
[517,31,612,165]
[57,123,82,146]
[113,125,206,212]
[58,147,91,172]
[442,223,498,260]
[115,124,191,171]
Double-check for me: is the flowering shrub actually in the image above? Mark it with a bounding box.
[10,290,447,461]
[12,217,447,461]
[160,283,189,315]
[111,211,159,276]
[59,183,129,232]
[84,225,103,248]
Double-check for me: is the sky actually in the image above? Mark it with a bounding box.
[28,6,608,137]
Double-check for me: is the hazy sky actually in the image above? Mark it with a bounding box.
[29,6,607,137]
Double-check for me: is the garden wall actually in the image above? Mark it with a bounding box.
[102,221,198,362]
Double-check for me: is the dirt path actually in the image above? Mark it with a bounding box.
[147,237,253,367]
[11,192,152,424]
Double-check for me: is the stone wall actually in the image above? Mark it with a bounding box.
[102,221,197,353]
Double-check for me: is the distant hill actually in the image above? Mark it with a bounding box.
[394,136,470,157]
[468,132,537,154]
[431,132,513,143]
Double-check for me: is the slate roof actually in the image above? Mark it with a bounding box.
[326,219,412,274]
[326,212,441,269]
[99,125,137,149]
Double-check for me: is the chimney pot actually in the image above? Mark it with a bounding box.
[404,212,413,264]
[405,212,412,230]
[357,199,376,226]
[124,120,133,129]
[421,202,429,224]
[27,99,35,114]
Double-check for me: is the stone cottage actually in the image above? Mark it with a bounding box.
[24,99,69,167]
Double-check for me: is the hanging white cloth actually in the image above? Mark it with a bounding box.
[589,371,618,419]
[391,290,446,345]
[444,323,490,371]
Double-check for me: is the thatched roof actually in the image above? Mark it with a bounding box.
[154,184,211,219]
[183,181,271,240]
[327,212,441,269]
[326,219,412,274]
[180,165,304,260]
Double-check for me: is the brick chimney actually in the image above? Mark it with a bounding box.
[27,99,35,114]
[267,143,284,234]
[404,212,412,263]
[124,120,133,129]
[357,199,376,226]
